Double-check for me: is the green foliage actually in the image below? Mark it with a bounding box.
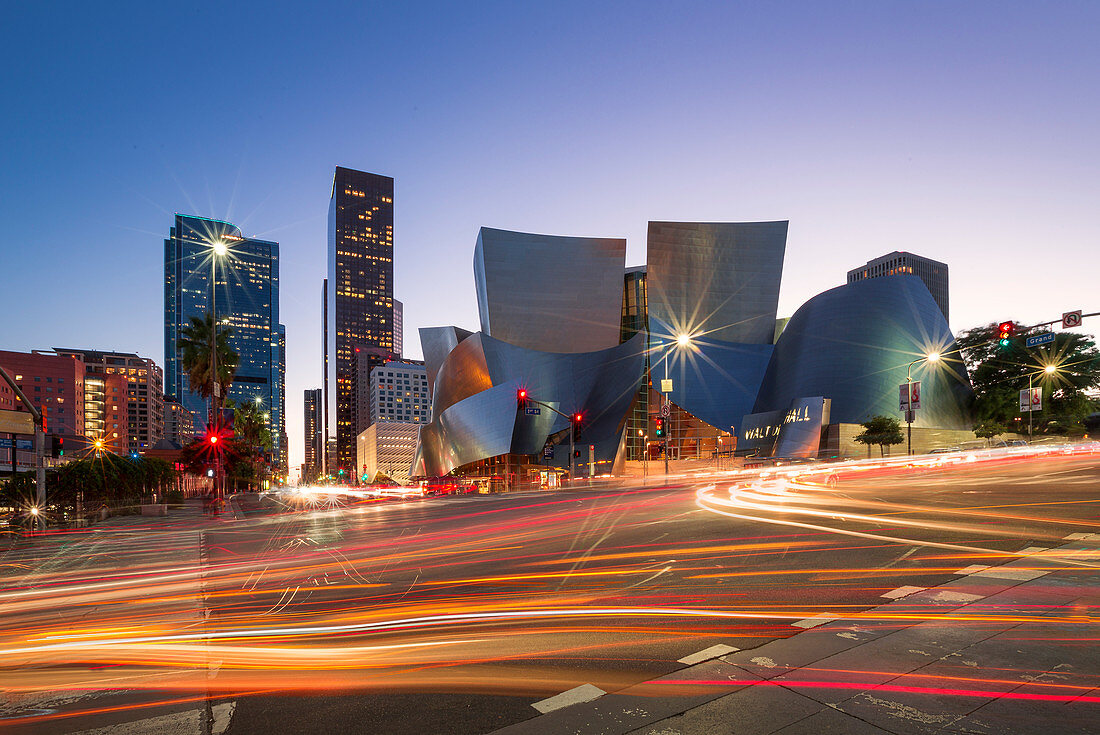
[956,323,1100,435]
[177,313,239,403]
[855,415,905,456]
[973,422,1007,440]
[47,454,178,518]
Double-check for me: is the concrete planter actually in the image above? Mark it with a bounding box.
[140,504,168,517]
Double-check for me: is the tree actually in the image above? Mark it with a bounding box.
[956,323,1100,435]
[177,313,239,404]
[973,422,1007,441]
[854,415,905,457]
[232,401,273,491]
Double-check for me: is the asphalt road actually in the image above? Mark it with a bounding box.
[1,450,1097,734]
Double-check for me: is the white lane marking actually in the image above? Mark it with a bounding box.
[791,614,837,629]
[881,585,926,600]
[211,701,236,735]
[954,565,991,575]
[73,708,204,734]
[678,643,740,665]
[532,683,606,713]
[928,590,984,603]
[970,568,1049,581]
[1019,546,1050,554]
[1064,533,1090,540]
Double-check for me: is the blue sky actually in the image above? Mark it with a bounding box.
[2,1,1098,472]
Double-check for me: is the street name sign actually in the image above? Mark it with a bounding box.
[0,438,33,450]
[524,407,541,415]
[1063,310,1082,329]
[1026,332,1055,348]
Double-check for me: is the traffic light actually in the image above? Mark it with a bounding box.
[572,412,584,440]
[517,388,528,409]
[50,435,63,458]
[654,417,664,438]
[997,321,1015,348]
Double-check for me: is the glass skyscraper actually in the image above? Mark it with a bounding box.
[327,167,395,474]
[164,214,286,464]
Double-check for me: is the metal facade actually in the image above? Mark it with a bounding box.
[474,228,627,353]
[753,276,972,429]
[646,221,788,345]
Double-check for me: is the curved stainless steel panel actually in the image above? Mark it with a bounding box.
[754,276,972,429]
[411,332,646,478]
[420,326,474,400]
[646,221,787,346]
[474,227,627,353]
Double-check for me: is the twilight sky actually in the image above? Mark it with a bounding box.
[2,1,1098,474]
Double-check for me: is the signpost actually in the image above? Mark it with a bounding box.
[1062,310,1082,329]
[660,378,673,393]
[1020,387,1042,412]
[1026,332,1055,348]
[524,407,541,415]
[900,381,921,454]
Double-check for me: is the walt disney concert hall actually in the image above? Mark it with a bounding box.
[412,222,973,483]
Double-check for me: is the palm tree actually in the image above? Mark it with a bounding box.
[177,313,238,403]
[232,401,273,491]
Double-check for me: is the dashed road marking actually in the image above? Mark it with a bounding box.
[791,614,837,629]
[970,568,1049,582]
[532,683,606,713]
[677,643,740,665]
[881,585,926,599]
[211,701,236,735]
[928,590,984,604]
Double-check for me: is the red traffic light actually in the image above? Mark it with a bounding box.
[518,389,527,400]
[209,435,219,445]
[573,413,583,423]
[998,321,1013,333]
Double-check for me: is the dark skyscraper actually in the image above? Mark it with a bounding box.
[164,214,285,462]
[327,167,394,474]
[303,388,323,482]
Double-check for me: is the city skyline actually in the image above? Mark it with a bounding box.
[2,2,1098,475]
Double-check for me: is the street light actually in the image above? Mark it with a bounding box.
[209,239,228,498]
[905,351,941,455]
[1024,363,1063,442]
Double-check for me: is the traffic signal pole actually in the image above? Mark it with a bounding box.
[0,367,46,526]
[521,393,580,483]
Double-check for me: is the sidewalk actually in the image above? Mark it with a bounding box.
[493,536,1100,735]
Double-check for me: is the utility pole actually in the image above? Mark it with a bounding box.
[0,367,46,528]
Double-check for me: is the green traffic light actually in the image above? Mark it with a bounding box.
[999,338,1011,347]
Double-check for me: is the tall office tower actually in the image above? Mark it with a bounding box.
[393,299,403,358]
[276,324,287,471]
[303,388,323,482]
[846,251,949,323]
[321,278,329,475]
[164,214,286,461]
[327,167,394,474]
[52,349,163,453]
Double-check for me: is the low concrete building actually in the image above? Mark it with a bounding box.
[357,422,420,484]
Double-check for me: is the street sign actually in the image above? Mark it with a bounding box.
[905,410,915,424]
[910,381,922,411]
[542,443,554,460]
[660,378,673,393]
[0,438,33,450]
[0,409,35,435]
[899,383,910,412]
[660,402,671,418]
[524,407,541,415]
[1026,332,1055,348]
[1062,310,1082,329]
